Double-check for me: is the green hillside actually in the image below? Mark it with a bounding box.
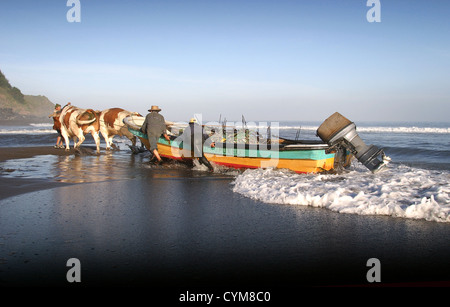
[0,69,55,124]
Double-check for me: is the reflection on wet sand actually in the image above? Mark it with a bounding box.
[54,154,124,183]
[0,150,236,185]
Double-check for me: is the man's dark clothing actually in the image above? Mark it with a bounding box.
[141,112,166,152]
[181,122,213,171]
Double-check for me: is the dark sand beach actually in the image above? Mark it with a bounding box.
[0,147,75,200]
[1,147,449,296]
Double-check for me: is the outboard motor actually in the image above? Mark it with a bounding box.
[317,112,390,173]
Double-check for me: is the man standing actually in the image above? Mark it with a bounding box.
[49,104,64,148]
[140,105,170,164]
[180,117,215,171]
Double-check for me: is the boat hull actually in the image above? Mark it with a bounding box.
[130,129,337,174]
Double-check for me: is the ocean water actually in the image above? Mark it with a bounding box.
[0,123,57,147]
[1,121,449,223]
[233,121,450,223]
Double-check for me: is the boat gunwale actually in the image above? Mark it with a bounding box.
[126,126,332,152]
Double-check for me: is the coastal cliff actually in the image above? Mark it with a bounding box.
[0,70,55,124]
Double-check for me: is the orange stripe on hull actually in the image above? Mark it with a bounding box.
[207,154,334,174]
[151,141,334,174]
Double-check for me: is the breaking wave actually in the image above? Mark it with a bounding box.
[29,123,53,127]
[276,125,450,134]
[0,124,55,135]
[231,163,450,223]
[0,129,56,134]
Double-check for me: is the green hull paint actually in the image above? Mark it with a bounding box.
[130,128,334,161]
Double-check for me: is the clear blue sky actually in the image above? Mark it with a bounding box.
[1,0,449,122]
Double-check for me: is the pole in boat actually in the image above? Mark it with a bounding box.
[295,126,301,141]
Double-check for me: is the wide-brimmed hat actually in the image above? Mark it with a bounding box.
[148,105,161,112]
[189,118,197,123]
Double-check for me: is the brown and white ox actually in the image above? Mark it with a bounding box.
[99,108,141,150]
[54,105,102,153]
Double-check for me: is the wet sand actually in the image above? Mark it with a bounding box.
[0,146,450,295]
[0,146,94,200]
[0,146,76,163]
[0,147,74,200]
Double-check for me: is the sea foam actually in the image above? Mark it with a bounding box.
[0,129,56,134]
[231,162,450,223]
[0,124,55,135]
[276,125,450,134]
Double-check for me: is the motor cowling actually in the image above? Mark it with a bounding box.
[317,112,390,173]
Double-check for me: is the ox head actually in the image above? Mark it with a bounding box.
[48,109,60,118]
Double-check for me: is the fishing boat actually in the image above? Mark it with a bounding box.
[123,112,390,174]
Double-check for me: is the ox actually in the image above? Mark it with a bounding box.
[56,104,102,153]
[99,108,141,150]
